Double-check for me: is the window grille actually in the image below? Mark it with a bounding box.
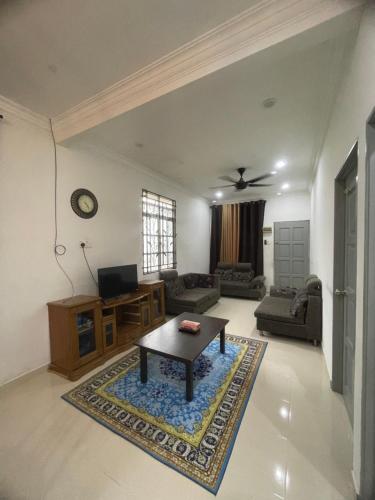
[142,189,176,274]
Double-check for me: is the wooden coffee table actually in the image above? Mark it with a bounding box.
[134,312,229,401]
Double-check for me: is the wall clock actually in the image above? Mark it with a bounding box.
[71,189,98,219]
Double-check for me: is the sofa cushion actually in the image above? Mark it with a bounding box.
[215,268,233,280]
[183,273,199,289]
[255,296,304,324]
[221,280,252,289]
[197,274,215,288]
[164,277,185,299]
[232,270,255,282]
[290,288,308,316]
[169,288,218,308]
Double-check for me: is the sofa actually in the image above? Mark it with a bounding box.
[214,262,266,300]
[254,276,322,344]
[159,269,220,315]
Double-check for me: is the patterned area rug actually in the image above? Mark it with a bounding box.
[62,335,267,494]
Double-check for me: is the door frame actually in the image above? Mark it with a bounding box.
[360,109,375,500]
[331,141,358,393]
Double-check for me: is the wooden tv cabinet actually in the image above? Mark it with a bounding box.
[47,281,165,381]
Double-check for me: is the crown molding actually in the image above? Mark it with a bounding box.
[52,0,365,143]
[0,94,49,130]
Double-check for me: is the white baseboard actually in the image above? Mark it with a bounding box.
[0,363,49,391]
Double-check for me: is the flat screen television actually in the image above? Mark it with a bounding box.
[98,265,138,300]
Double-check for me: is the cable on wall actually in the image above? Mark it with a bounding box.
[49,118,75,297]
[81,243,98,288]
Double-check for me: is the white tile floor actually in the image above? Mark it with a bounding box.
[0,297,355,500]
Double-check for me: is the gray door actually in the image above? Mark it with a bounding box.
[274,220,310,288]
[342,169,357,424]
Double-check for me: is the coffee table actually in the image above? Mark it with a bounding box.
[134,312,229,401]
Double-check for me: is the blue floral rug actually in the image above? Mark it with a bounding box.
[62,334,266,494]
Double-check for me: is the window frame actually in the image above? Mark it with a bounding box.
[142,189,177,275]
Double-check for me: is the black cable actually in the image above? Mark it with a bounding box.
[81,244,98,288]
[49,118,75,297]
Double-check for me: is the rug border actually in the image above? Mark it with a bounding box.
[61,335,267,495]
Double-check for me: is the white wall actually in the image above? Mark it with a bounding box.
[0,106,210,386]
[262,191,311,287]
[310,3,375,490]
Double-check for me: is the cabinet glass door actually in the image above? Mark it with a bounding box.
[153,288,163,322]
[76,310,96,358]
[103,320,116,350]
[141,304,151,330]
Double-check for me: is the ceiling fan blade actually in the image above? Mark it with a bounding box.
[219,175,238,183]
[247,173,273,184]
[247,183,272,187]
[208,184,235,189]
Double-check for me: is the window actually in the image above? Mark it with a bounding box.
[142,189,176,274]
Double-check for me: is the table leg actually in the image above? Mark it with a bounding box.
[186,361,193,402]
[220,327,225,354]
[140,347,148,383]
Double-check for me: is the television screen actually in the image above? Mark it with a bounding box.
[98,265,138,300]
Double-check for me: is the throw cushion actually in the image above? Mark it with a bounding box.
[290,288,308,316]
[198,274,215,288]
[232,270,255,282]
[183,274,199,289]
[165,278,184,298]
[214,268,232,281]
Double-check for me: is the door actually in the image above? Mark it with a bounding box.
[274,220,310,287]
[342,168,357,424]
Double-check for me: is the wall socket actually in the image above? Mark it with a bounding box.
[80,239,92,249]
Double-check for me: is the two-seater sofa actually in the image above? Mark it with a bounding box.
[214,262,266,300]
[159,269,220,315]
[254,276,322,344]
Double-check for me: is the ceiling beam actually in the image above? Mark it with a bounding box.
[52,0,364,143]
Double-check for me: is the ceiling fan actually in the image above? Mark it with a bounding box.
[210,167,273,191]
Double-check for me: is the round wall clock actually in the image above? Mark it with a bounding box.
[70,189,98,219]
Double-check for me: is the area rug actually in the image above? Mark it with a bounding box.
[62,334,266,494]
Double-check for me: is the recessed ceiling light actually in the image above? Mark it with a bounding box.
[212,200,217,203]
[215,191,223,198]
[275,159,287,169]
[262,97,277,108]
[271,171,277,175]
[277,192,282,196]
[281,183,290,190]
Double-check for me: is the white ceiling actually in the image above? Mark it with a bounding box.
[69,12,360,201]
[0,0,258,115]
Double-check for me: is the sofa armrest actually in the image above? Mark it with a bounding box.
[249,275,266,289]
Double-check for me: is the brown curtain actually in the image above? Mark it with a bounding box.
[220,203,240,263]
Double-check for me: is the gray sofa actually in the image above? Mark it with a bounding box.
[160,269,220,315]
[254,276,322,344]
[214,262,266,300]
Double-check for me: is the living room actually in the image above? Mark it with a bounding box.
[1,1,375,499]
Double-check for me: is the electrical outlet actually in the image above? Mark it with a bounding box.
[80,239,92,249]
